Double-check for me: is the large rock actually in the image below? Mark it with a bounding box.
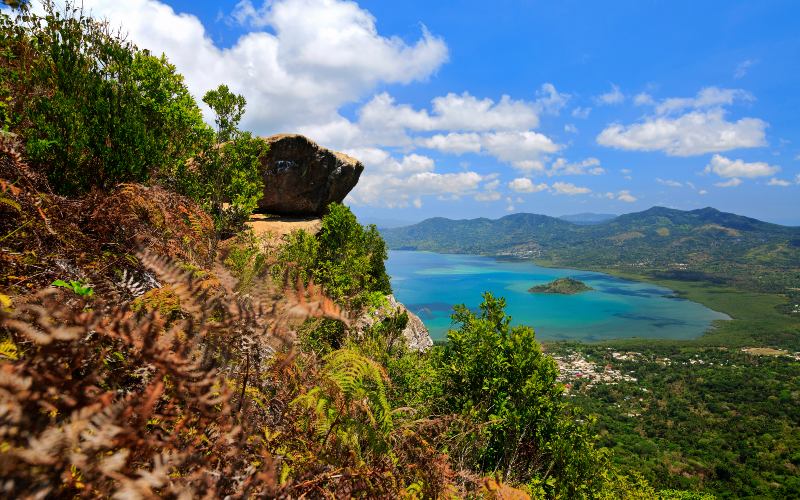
[352,294,434,351]
[256,134,364,216]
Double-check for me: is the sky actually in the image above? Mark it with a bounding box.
[18,0,800,224]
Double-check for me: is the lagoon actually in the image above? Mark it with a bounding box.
[385,250,730,342]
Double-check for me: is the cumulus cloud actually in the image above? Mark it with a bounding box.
[508,178,548,193]
[656,178,683,187]
[714,178,743,187]
[597,108,768,156]
[597,87,767,156]
[552,182,591,195]
[547,158,604,176]
[702,154,780,178]
[572,107,591,118]
[484,180,500,190]
[699,190,708,194]
[767,177,791,186]
[617,190,637,202]
[506,204,515,211]
[565,124,578,133]
[624,175,632,180]
[594,83,625,105]
[349,171,483,207]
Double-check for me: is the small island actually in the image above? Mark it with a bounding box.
[527,277,595,295]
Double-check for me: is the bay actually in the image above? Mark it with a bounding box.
[385,250,730,342]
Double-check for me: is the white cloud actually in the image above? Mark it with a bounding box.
[475,191,501,201]
[413,197,423,208]
[734,59,759,79]
[620,169,631,173]
[481,131,562,162]
[624,175,632,180]
[653,87,755,115]
[359,89,558,134]
[344,148,434,174]
[703,154,780,178]
[795,173,800,184]
[597,108,768,156]
[699,190,708,194]
[506,205,514,211]
[634,92,654,105]
[656,178,683,187]
[552,182,591,195]
[594,83,625,105]
[349,171,483,207]
[565,124,578,133]
[714,178,743,187]
[547,157,604,176]
[767,177,791,186]
[516,197,524,202]
[572,106,591,118]
[416,133,481,154]
[617,190,637,202]
[508,178,548,193]
[511,160,546,174]
[686,181,696,189]
[437,194,460,201]
[484,180,500,190]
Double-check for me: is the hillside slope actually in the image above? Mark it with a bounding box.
[383,206,800,269]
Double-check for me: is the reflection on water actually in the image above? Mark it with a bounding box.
[386,251,730,342]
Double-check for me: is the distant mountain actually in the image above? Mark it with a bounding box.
[381,206,800,270]
[358,217,418,229]
[558,213,617,225]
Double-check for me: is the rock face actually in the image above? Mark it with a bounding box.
[256,134,364,216]
[352,294,434,351]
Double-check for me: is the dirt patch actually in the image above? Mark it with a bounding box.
[608,232,645,243]
[696,224,741,237]
[246,214,323,252]
[742,348,788,356]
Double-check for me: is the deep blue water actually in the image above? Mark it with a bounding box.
[385,251,730,342]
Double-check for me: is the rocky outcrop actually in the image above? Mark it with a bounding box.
[256,134,363,216]
[352,294,433,351]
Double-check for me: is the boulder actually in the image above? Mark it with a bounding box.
[256,134,364,216]
[352,294,434,351]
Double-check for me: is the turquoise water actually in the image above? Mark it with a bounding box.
[385,250,730,342]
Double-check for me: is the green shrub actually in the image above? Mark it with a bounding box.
[1,1,211,195]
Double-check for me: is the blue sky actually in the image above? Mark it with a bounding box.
[50,0,800,223]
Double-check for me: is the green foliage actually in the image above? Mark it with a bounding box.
[51,279,94,296]
[659,490,717,500]
[167,85,266,241]
[439,292,633,498]
[315,202,392,302]
[564,345,800,499]
[0,1,210,195]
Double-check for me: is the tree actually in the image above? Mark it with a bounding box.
[167,84,266,246]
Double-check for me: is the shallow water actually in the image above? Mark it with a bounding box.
[385,250,730,342]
